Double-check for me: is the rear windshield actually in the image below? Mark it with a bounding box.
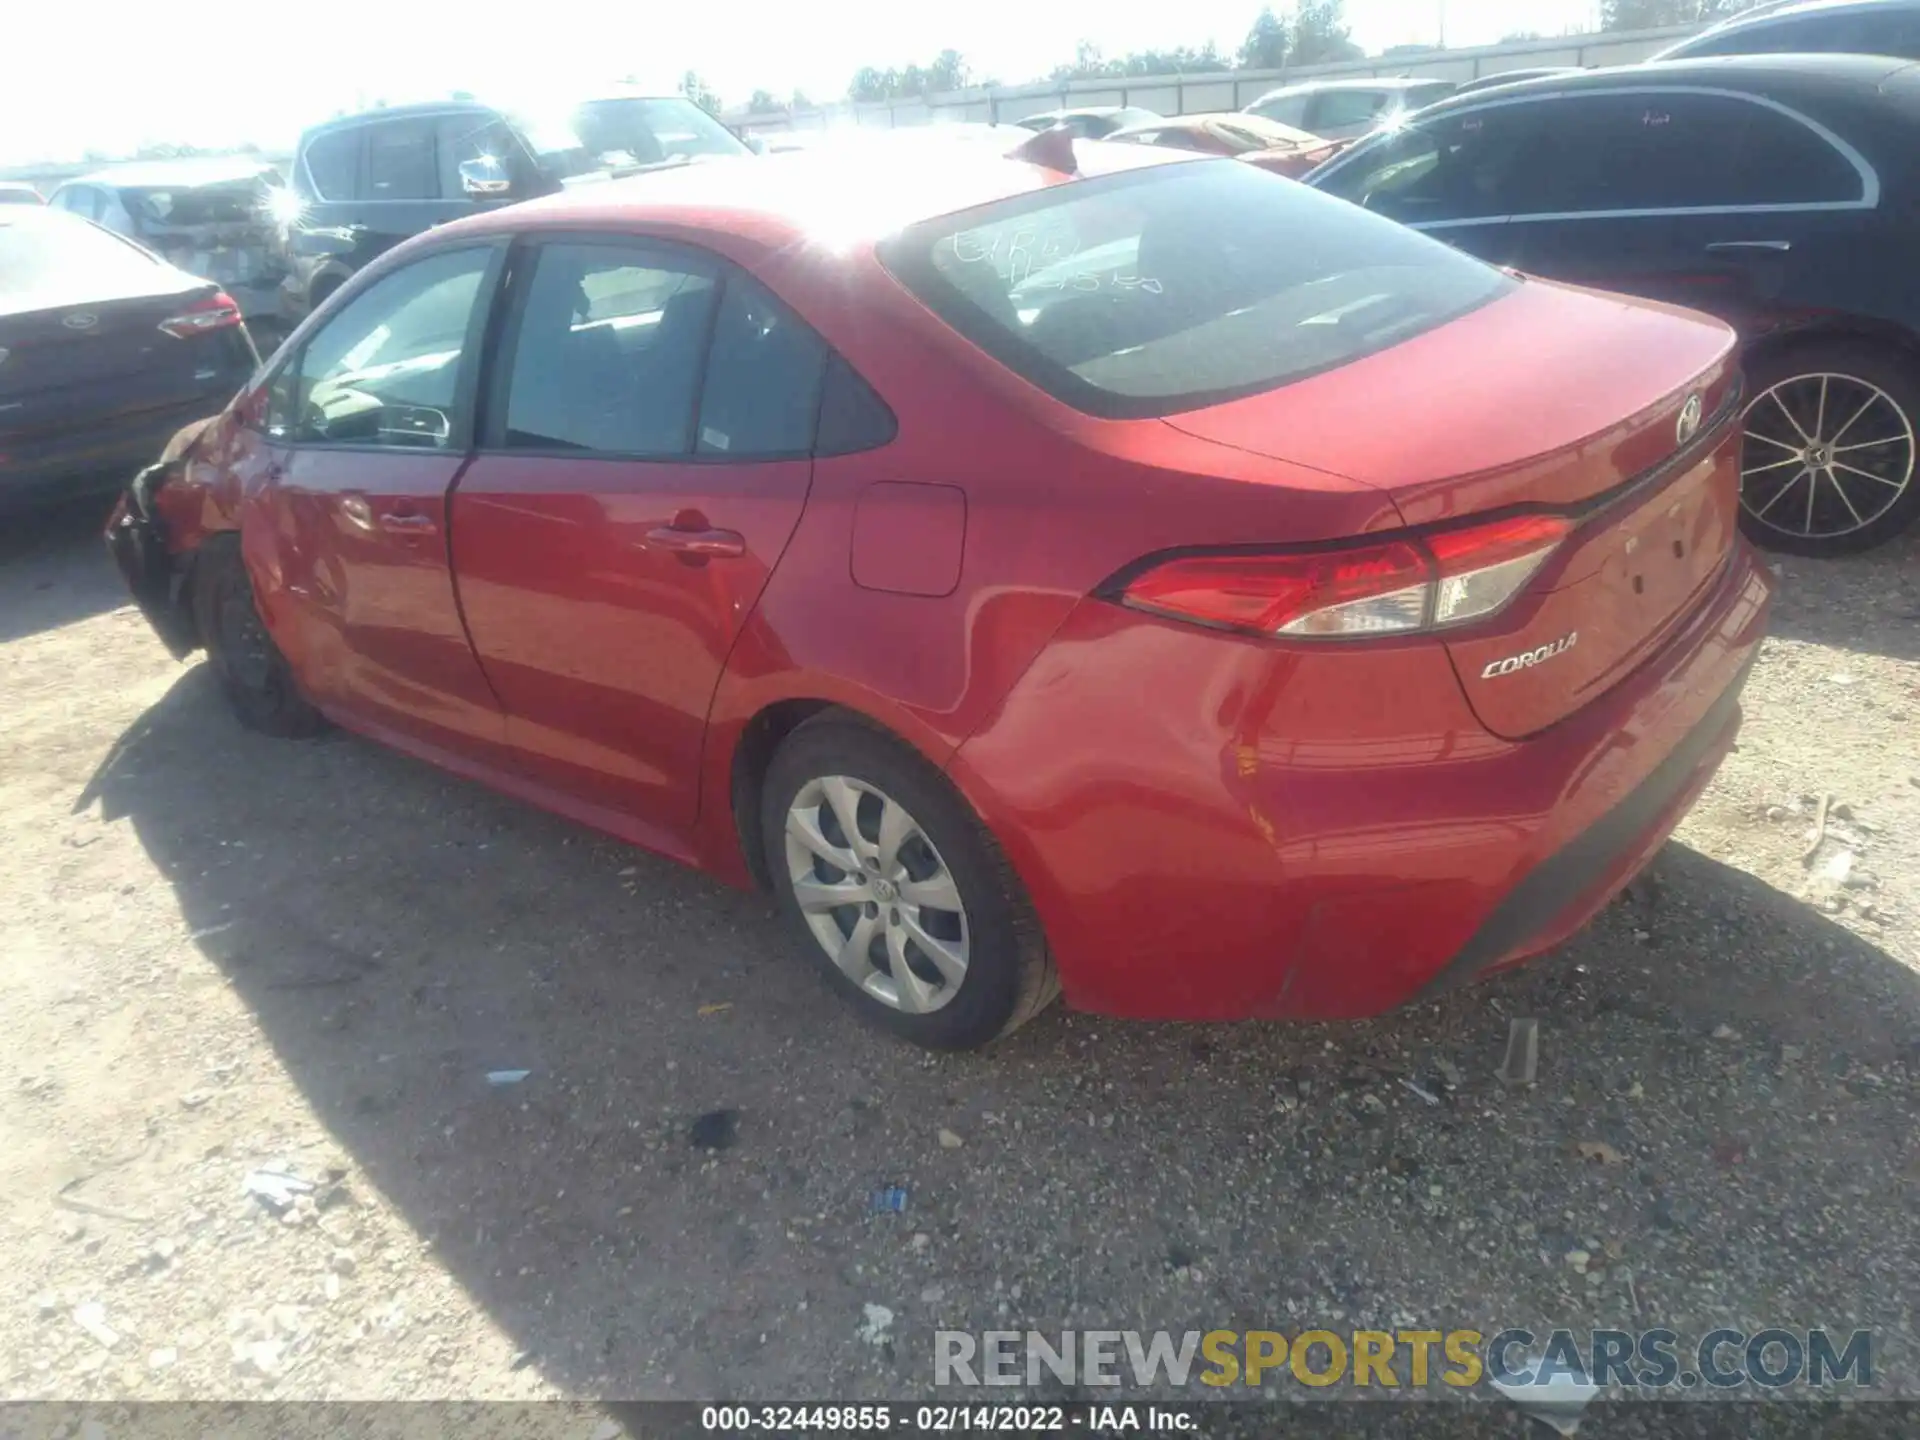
[0,211,161,293]
[121,179,271,228]
[878,158,1514,419]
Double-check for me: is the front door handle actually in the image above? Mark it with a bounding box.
[647,524,745,559]
[379,511,438,535]
[1706,239,1791,253]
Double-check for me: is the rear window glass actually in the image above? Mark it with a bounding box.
[878,159,1514,419]
[121,180,270,228]
[0,211,161,294]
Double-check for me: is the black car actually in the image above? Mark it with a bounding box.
[276,93,752,326]
[0,208,257,515]
[47,158,286,335]
[1307,54,1920,555]
[1655,0,1920,61]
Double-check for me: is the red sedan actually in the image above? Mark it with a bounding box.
[108,133,1772,1049]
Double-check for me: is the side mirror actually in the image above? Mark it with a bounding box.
[744,135,768,155]
[458,155,513,196]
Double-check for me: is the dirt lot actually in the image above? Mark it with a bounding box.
[3,504,1919,1409]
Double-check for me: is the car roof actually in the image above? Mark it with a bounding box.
[1659,0,1920,55]
[67,156,280,190]
[436,134,1187,256]
[1409,49,1917,107]
[301,92,692,141]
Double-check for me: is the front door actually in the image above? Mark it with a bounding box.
[451,238,829,840]
[260,241,510,762]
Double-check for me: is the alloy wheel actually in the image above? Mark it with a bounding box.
[783,775,970,1014]
[1741,372,1916,543]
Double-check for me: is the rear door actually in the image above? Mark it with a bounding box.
[262,241,511,761]
[1501,90,1877,334]
[451,237,826,840]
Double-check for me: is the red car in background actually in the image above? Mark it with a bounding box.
[108,133,1771,1049]
[1105,111,1355,177]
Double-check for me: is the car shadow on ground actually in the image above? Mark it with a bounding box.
[0,498,129,645]
[78,666,1920,1400]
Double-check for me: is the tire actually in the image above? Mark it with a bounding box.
[760,717,1059,1050]
[1737,339,1920,557]
[190,536,327,738]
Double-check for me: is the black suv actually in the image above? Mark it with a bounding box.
[276,94,751,325]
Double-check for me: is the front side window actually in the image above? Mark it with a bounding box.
[285,245,494,447]
[499,243,717,455]
[881,159,1514,419]
[365,120,439,201]
[303,130,360,201]
[1315,102,1541,224]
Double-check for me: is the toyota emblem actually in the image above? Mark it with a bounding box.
[1675,392,1704,446]
[62,312,98,331]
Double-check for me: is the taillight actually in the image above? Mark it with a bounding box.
[158,292,243,339]
[1116,513,1571,640]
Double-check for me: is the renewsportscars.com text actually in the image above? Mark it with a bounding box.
[934,1327,1873,1391]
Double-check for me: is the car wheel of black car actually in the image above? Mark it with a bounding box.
[1738,340,1920,556]
[191,536,326,738]
[761,716,1059,1050]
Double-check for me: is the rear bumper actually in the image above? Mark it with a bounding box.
[949,540,1773,1021]
[0,398,229,515]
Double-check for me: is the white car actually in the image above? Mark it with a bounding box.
[1243,77,1456,139]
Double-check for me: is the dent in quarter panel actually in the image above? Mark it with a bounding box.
[851,482,967,596]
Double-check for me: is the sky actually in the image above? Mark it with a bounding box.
[1,0,1603,166]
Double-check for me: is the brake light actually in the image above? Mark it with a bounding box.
[158,292,243,339]
[1117,513,1571,639]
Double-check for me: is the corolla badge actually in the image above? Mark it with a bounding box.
[1481,633,1578,679]
[1675,392,1704,446]
[62,312,98,330]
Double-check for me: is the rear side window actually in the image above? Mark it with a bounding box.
[366,120,439,201]
[696,277,828,456]
[499,243,718,455]
[1309,89,1388,131]
[879,160,1514,419]
[1499,93,1865,211]
[302,130,360,201]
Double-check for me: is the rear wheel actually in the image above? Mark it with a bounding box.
[1738,340,1920,556]
[191,537,326,738]
[760,718,1058,1049]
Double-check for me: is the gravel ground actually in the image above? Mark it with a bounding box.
[2,504,1918,1413]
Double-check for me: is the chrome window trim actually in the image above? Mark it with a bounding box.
[1312,84,1881,221]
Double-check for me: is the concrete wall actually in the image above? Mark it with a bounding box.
[730,25,1698,136]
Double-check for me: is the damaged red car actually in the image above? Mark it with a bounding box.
[108,134,1772,1049]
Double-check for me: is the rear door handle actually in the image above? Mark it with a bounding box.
[647,525,745,559]
[1706,239,1791,253]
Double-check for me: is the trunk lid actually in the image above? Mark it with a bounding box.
[1164,278,1742,737]
[0,284,234,441]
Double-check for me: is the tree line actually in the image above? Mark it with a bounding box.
[687,0,1757,115]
